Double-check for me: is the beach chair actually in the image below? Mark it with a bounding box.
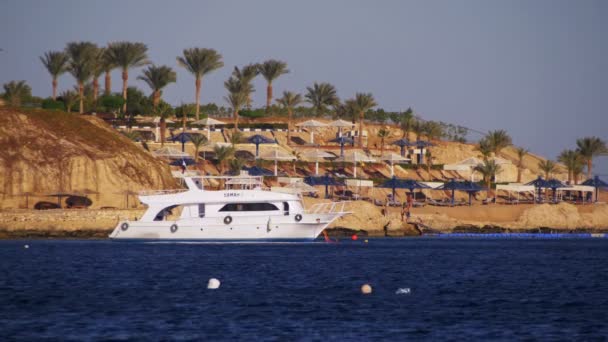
[482,197,496,205]
[427,198,447,207]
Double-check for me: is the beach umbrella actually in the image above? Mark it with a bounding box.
[192,117,226,140]
[335,151,376,178]
[243,165,274,176]
[328,119,353,137]
[391,139,414,157]
[525,177,550,203]
[304,174,344,198]
[329,136,355,157]
[296,120,328,144]
[302,149,335,175]
[380,153,411,177]
[459,180,485,206]
[170,132,203,152]
[379,177,431,200]
[260,147,296,176]
[582,176,608,202]
[247,134,276,157]
[545,178,568,202]
[437,179,471,206]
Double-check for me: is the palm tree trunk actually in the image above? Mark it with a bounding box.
[358,111,364,147]
[195,77,201,120]
[234,110,239,130]
[52,78,57,100]
[587,159,592,179]
[153,90,160,109]
[567,170,572,183]
[105,71,111,96]
[92,78,99,103]
[122,70,128,113]
[266,83,272,109]
[380,138,385,155]
[517,168,522,183]
[160,118,166,147]
[287,108,292,144]
[78,82,84,114]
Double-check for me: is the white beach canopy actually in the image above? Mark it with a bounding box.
[444,157,512,181]
[152,116,175,124]
[296,120,328,144]
[328,119,354,137]
[336,151,376,178]
[153,147,190,159]
[380,153,411,177]
[302,149,335,175]
[191,117,227,140]
[260,147,296,176]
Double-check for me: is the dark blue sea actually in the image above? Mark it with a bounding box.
[1,238,607,340]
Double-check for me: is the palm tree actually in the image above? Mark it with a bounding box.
[305,82,338,116]
[102,50,116,96]
[229,131,243,146]
[515,147,528,183]
[2,80,31,107]
[190,134,208,162]
[177,48,224,120]
[59,90,77,112]
[276,91,303,144]
[233,64,260,107]
[474,159,502,197]
[476,137,493,160]
[106,41,149,113]
[377,128,390,155]
[538,159,557,179]
[558,149,584,184]
[224,77,249,130]
[90,47,106,103]
[351,92,377,147]
[40,51,69,100]
[486,129,512,156]
[258,59,289,109]
[137,65,177,109]
[424,150,434,178]
[229,157,246,174]
[65,41,97,113]
[411,119,424,141]
[214,145,235,175]
[154,104,172,147]
[576,136,607,179]
[400,108,414,139]
[122,131,141,141]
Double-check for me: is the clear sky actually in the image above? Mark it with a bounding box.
[1,0,606,174]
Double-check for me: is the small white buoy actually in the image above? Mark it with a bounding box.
[361,284,372,294]
[395,288,411,295]
[207,278,221,289]
[24,244,29,249]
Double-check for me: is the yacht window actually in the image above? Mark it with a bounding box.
[283,202,289,216]
[198,204,205,218]
[219,203,279,212]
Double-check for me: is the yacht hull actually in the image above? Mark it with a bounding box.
[109,213,340,241]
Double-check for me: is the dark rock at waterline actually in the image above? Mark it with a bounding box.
[325,227,368,237]
[0,229,113,239]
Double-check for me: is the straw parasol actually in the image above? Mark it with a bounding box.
[296,120,328,144]
[302,149,335,175]
[260,147,296,176]
[380,153,411,177]
[328,119,353,137]
[192,117,226,140]
[335,151,376,178]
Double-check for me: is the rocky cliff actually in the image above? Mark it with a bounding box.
[0,108,176,209]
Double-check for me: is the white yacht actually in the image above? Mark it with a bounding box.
[109,174,350,241]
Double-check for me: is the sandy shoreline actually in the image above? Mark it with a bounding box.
[1,201,607,239]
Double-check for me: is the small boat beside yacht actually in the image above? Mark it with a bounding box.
[109,173,351,241]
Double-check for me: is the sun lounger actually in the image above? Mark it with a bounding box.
[482,197,496,205]
[427,198,448,207]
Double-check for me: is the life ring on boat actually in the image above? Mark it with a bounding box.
[224,216,233,225]
[120,222,129,231]
[170,224,178,233]
[295,214,302,222]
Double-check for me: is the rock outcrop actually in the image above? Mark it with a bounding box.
[0,109,176,209]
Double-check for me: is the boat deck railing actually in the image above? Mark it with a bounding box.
[139,189,189,196]
[305,201,351,215]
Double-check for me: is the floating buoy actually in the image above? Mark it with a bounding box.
[395,288,411,295]
[361,284,372,294]
[207,278,220,289]
[24,244,29,249]
[351,234,358,241]
[364,239,369,243]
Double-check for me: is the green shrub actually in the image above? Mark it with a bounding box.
[41,98,66,110]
